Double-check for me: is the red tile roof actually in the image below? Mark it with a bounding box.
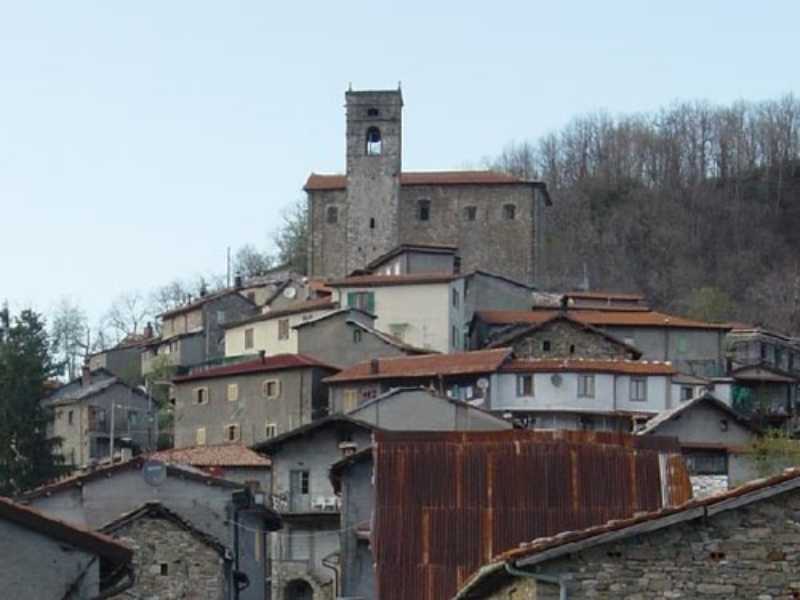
[0,497,133,566]
[500,358,676,375]
[566,291,645,301]
[324,348,512,383]
[373,430,691,600]
[174,354,338,383]
[326,273,460,288]
[304,170,533,191]
[477,309,732,330]
[150,444,271,467]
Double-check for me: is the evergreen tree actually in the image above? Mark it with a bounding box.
[0,307,66,495]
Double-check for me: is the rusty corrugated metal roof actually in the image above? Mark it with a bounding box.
[372,430,691,600]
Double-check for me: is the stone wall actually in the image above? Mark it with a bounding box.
[509,319,635,360]
[483,485,800,599]
[107,514,225,600]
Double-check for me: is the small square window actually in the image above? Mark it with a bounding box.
[542,340,552,352]
[326,205,339,224]
[681,386,694,401]
[265,423,278,439]
[503,204,516,220]
[417,199,431,221]
[630,377,647,402]
[263,379,281,399]
[464,206,477,221]
[227,384,239,402]
[578,374,595,398]
[225,424,240,442]
[160,563,169,576]
[516,375,534,396]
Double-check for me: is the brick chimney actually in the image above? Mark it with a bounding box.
[81,363,91,387]
[143,321,154,339]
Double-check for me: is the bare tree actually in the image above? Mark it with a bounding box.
[272,198,309,274]
[103,291,152,342]
[49,297,88,380]
[233,244,275,278]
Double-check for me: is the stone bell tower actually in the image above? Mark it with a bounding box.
[344,87,403,272]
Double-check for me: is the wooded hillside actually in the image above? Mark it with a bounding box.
[490,95,800,334]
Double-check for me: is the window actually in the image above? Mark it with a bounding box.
[417,199,431,221]
[569,344,576,355]
[196,427,206,446]
[676,336,688,354]
[367,107,379,117]
[580,415,595,430]
[464,206,477,221]
[227,384,239,402]
[194,387,208,405]
[347,291,375,313]
[451,325,458,349]
[680,386,694,401]
[225,424,240,442]
[542,340,552,352]
[369,217,376,229]
[263,379,281,399]
[244,328,254,350]
[68,410,74,425]
[366,127,382,155]
[516,375,534,396]
[246,292,256,303]
[326,205,338,224]
[278,319,290,340]
[265,423,278,439]
[217,310,226,324]
[684,450,727,475]
[353,329,363,344]
[503,204,516,220]
[630,377,647,402]
[160,563,169,576]
[343,389,358,412]
[128,410,139,425]
[578,374,595,398]
[452,288,459,308]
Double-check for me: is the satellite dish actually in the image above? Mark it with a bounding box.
[143,460,167,487]
[550,374,563,387]
[283,287,297,299]
[476,378,489,390]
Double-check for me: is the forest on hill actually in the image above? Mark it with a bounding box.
[488,94,800,334]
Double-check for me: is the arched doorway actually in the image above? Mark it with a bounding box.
[285,578,314,600]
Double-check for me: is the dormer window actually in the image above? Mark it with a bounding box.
[366,127,382,155]
[417,199,431,221]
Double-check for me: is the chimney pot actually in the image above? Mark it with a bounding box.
[234,274,243,289]
[81,363,91,387]
[370,359,380,374]
[143,322,154,339]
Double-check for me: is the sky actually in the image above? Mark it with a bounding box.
[1,1,797,326]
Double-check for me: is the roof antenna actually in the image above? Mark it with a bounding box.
[580,262,590,292]
[398,80,402,90]
[348,82,353,92]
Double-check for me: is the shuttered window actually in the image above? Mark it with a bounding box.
[347,291,375,314]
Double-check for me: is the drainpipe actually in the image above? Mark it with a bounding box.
[504,563,567,600]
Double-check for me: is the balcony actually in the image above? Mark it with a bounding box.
[269,492,340,514]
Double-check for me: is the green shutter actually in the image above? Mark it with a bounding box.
[347,292,357,308]
[366,292,375,314]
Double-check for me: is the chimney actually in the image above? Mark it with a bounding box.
[81,363,91,387]
[369,359,380,375]
[143,321,154,339]
[234,274,243,289]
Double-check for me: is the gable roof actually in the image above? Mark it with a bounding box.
[17,456,244,502]
[42,368,148,407]
[222,299,338,329]
[0,496,133,566]
[476,308,732,330]
[454,466,800,598]
[347,320,434,355]
[158,288,256,319]
[251,414,377,454]
[637,392,759,436]
[291,307,376,329]
[149,444,271,468]
[326,272,460,288]
[324,348,513,384]
[730,362,800,383]
[100,501,227,558]
[365,243,459,271]
[486,312,642,357]
[304,170,544,191]
[173,354,338,384]
[373,429,691,600]
[500,358,676,376]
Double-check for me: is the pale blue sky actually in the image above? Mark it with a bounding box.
[1,1,796,324]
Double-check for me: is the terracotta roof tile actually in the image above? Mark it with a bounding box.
[477,309,732,330]
[500,358,676,375]
[326,273,459,287]
[149,444,271,467]
[304,170,534,191]
[324,348,512,383]
[173,354,338,383]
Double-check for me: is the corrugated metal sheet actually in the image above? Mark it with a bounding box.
[373,430,692,600]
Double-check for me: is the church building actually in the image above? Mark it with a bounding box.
[305,87,552,284]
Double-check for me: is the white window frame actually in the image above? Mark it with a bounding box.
[578,374,595,398]
[196,427,207,446]
[193,387,209,405]
[265,423,278,439]
[630,377,647,402]
[516,374,534,397]
[262,379,281,399]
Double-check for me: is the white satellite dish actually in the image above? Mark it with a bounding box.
[476,378,489,390]
[551,374,563,387]
[283,287,297,299]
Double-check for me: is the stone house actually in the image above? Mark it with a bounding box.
[371,430,691,600]
[252,415,376,600]
[0,496,133,599]
[150,443,272,491]
[18,456,281,600]
[143,289,258,377]
[305,88,552,283]
[172,355,338,449]
[472,307,731,376]
[101,502,228,600]
[453,467,800,600]
[636,392,759,497]
[486,312,642,360]
[329,392,512,600]
[325,348,513,413]
[88,325,157,384]
[42,367,156,468]
[294,307,432,369]
[223,299,338,358]
[492,358,677,432]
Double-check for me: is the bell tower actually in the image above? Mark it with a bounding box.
[344,86,403,273]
